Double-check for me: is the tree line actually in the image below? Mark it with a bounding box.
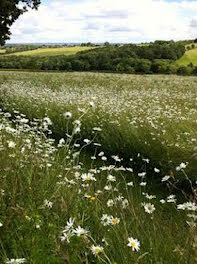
[0,41,196,75]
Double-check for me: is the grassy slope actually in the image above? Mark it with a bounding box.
[0,71,196,263]
[176,44,197,66]
[0,110,195,264]
[0,71,196,180]
[4,46,95,57]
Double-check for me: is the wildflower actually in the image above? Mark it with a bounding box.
[7,141,16,149]
[89,101,95,108]
[107,199,115,207]
[104,185,112,191]
[66,217,75,229]
[73,120,81,126]
[187,214,197,220]
[145,194,156,200]
[162,175,170,182]
[154,168,160,173]
[84,139,91,144]
[101,214,111,226]
[138,172,146,178]
[160,199,166,204]
[127,181,134,187]
[116,195,124,201]
[177,202,197,211]
[20,118,28,124]
[127,237,140,251]
[63,112,72,119]
[110,217,120,226]
[186,221,196,228]
[5,259,26,264]
[34,223,40,229]
[107,174,116,182]
[93,127,102,132]
[176,162,188,171]
[43,199,53,208]
[144,203,155,214]
[91,245,104,256]
[58,138,65,147]
[73,226,89,237]
[60,232,72,243]
[111,155,121,162]
[94,143,101,146]
[122,199,129,208]
[0,222,3,227]
[126,168,133,172]
[166,194,176,203]
[74,126,81,134]
[81,173,96,181]
[140,182,147,186]
[142,158,149,163]
[101,156,107,161]
[43,117,52,125]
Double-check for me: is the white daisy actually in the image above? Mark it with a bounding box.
[127,237,140,251]
[90,245,104,256]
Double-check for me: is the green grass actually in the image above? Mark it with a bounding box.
[177,46,197,66]
[4,46,95,57]
[0,71,196,180]
[0,49,6,54]
[0,71,196,263]
[0,105,196,264]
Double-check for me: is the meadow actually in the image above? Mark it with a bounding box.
[177,47,197,66]
[3,46,95,57]
[0,71,196,264]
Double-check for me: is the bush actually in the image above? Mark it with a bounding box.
[177,66,193,76]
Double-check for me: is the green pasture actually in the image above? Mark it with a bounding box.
[4,46,95,57]
[177,45,197,66]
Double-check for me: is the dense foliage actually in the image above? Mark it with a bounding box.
[0,0,40,45]
[0,41,192,74]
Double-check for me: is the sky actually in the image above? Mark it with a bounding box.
[8,0,197,43]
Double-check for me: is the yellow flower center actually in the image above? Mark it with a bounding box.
[112,218,118,225]
[95,248,101,254]
[131,242,136,248]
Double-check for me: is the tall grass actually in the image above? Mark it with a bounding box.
[0,108,196,264]
[0,71,196,180]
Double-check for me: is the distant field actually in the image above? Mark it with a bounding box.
[177,46,197,66]
[4,46,95,57]
[0,49,5,54]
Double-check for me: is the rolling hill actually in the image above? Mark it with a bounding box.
[4,46,95,57]
[176,46,197,66]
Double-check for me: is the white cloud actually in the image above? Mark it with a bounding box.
[7,0,197,43]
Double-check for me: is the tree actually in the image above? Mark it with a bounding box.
[0,0,40,45]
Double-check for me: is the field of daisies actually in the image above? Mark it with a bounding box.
[0,71,196,264]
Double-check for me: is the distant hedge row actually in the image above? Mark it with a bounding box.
[0,41,195,75]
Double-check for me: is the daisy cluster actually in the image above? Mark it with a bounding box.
[0,105,196,263]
